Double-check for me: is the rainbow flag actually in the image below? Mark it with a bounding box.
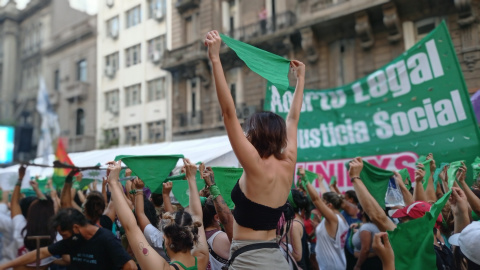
[52,139,75,188]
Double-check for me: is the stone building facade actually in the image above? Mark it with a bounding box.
[0,0,97,159]
[163,0,480,141]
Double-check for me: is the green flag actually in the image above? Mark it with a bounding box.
[263,21,480,186]
[211,167,243,209]
[471,157,480,181]
[115,155,183,194]
[388,190,451,270]
[220,33,290,90]
[73,178,94,191]
[447,160,464,188]
[171,179,204,208]
[346,160,393,209]
[153,172,202,194]
[397,169,411,190]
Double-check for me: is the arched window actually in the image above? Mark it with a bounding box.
[76,108,85,135]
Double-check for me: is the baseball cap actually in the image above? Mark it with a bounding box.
[448,221,480,265]
[388,201,431,219]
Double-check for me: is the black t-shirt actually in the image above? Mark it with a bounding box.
[99,215,113,231]
[48,227,131,270]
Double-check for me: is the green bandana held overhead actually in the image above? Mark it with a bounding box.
[210,167,244,209]
[472,157,480,181]
[446,160,465,188]
[345,160,393,209]
[397,169,411,190]
[415,156,432,190]
[388,190,451,270]
[220,33,291,91]
[171,179,205,208]
[432,162,449,191]
[115,155,184,194]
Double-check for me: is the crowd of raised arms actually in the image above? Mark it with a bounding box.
[0,31,479,270]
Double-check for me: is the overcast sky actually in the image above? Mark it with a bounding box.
[1,0,97,14]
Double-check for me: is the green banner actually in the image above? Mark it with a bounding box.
[264,21,480,182]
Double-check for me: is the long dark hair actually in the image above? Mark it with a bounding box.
[22,198,56,250]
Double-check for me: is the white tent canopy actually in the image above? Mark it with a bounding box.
[0,135,237,189]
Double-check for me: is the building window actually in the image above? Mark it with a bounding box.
[124,124,141,145]
[148,0,165,19]
[125,44,141,67]
[105,52,120,71]
[147,120,165,143]
[77,59,87,82]
[76,108,85,135]
[147,35,166,62]
[184,15,198,44]
[187,78,200,117]
[415,18,439,41]
[104,128,119,147]
[105,89,119,113]
[126,5,141,28]
[54,69,60,91]
[106,16,119,38]
[125,84,141,107]
[147,77,166,101]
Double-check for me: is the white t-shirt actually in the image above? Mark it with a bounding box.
[315,213,349,270]
[352,222,380,252]
[0,204,15,266]
[143,223,169,261]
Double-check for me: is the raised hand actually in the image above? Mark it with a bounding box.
[415,163,426,183]
[290,60,305,80]
[162,182,173,195]
[372,232,394,266]
[456,162,467,183]
[18,164,27,181]
[204,30,221,61]
[349,157,363,178]
[426,153,436,174]
[202,167,215,187]
[106,160,122,182]
[133,178,145,189]
[183,158,197,181]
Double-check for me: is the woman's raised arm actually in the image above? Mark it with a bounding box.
[283,60,305,163]
[205,30,261,173]
[107,161,169,270]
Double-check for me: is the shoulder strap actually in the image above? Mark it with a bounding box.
[170,263,180,270]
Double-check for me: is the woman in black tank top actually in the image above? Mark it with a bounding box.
[205,30,306,269]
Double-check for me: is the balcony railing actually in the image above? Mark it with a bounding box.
[162,40,207,69]
[178,110,203,128]
[232,11,296,42]
[175,0,200,13]
[312,0,350,10]
[64,81,89,101]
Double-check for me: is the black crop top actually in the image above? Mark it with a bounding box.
[231,180,287,231]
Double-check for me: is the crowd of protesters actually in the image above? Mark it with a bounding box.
[0,30,479,270]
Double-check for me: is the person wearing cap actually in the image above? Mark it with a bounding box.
[449,221,480,269]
